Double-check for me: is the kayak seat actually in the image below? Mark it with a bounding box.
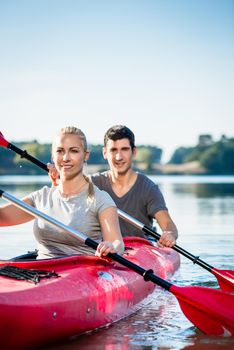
[10,249,38,261]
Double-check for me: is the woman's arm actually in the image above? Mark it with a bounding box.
[96,207,124,256]
[0,197,35,227]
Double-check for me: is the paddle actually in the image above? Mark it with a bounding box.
[118,209,234,292]
[1,131,234,292]
[0,188,234,336]
[0,131,48,172]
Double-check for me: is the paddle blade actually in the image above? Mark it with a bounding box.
[170,285,234,336]
[0,132,9,148]
[212,268,234,292]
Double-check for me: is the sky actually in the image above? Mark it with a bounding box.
[0,0,233,162]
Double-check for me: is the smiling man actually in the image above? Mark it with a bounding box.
[91,125,178,247]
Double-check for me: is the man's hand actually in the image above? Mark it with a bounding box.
[157,230,177,248]
[47,162,59,186]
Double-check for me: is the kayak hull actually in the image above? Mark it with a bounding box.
[0,237,180,349]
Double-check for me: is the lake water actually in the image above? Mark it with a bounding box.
[0,175,234,349]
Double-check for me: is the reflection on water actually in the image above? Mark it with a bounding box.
[169,183,234,198]
[0,175,234,349]
[43,293,196,350]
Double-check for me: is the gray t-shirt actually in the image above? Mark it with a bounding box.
[91,172,167,238]
[28,185,116,258]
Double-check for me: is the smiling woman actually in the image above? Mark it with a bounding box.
[51,126,91,196]
[0,126,124,259]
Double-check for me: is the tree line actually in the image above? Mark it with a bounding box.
[170,134,234,174]
[0,134,233,175]
[0,142,162,175]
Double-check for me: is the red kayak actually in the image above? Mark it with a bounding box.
[0,237,180,349]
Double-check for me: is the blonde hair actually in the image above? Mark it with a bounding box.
[53,126,94,201]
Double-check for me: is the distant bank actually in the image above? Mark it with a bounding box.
[86,161,206,176]
[1,134,233,175]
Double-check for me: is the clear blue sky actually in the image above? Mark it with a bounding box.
[0,0,233,162]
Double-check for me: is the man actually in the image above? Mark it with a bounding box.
[91,125,178,248]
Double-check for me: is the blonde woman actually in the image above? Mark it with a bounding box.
[0,126,124,259]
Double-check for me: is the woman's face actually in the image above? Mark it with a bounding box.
[52,133,89,180]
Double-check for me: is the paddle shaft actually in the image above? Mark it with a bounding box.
[118,209,215,273]
[0,189,172,291]
[6,141,48,172]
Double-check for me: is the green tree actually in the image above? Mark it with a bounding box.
[200,140,234,174]
[135,146,162,171]
[88,145,106,164]
[169,147,193,164]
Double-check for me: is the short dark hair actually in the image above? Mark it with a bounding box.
[104,125,135,150]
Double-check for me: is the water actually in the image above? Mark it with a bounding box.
[0,175,234,349]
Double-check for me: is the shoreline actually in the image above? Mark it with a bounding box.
[1,161,233,177]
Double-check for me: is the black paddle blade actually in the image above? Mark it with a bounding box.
[170,285,234,336]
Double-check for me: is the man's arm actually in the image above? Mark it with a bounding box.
[154,210,178,248]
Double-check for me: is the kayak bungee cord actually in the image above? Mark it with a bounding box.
[0,188,234,337]
[0,131,234,292]
[0,265,58,284]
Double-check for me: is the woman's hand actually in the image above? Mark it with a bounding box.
[95,241,118,257]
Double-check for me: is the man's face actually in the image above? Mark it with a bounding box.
[103,138,136,175]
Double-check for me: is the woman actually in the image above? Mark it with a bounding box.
[0,126,124,259]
